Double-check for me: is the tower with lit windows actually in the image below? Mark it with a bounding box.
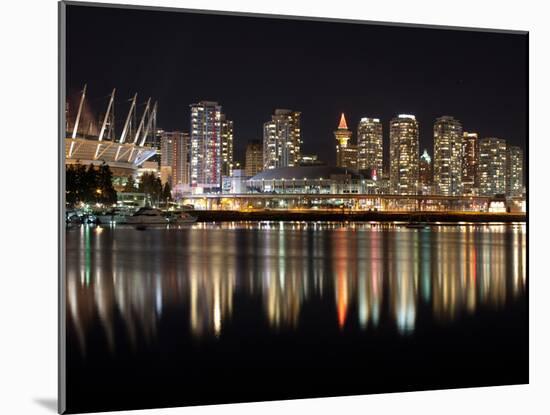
[263,109,302,170]
[506,145,523,197]
[190,101,223,192]
[478,137,507,196]
[389,114,419,195]
[357,117,383,176]
[334,113,357,169]
[433,116,463,196]
[462,132,479,195]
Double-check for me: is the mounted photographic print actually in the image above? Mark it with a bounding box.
[59,1,528,413]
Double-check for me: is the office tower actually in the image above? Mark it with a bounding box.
[220,114,234,177]
[334,113,357,169]
[160,131,190,187]
[357,117,383,175]
[419,149,433,194]
[506,145,524,197]
[478,137,507,196]
[190,101,224,192]
[389,114,419,195]
[433,116,463,196]
[245,140,263,177]
[263,109,302,169]
[462,132,479,195]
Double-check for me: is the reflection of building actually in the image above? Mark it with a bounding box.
[263,109,302,170]
[357,117,383,175]
[190,101,223,192]
[462,132,479,195]
[506,145,524,197]
[478,137,507,196]
[66,222,526,347]
[220,114,234,177]
[418,149,433,194]
[245,140,263,177]
[334,113,357,169]
[247,166,364,195]
[389,114,419,195]
[433,116,463,196]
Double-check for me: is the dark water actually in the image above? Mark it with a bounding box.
[65,222,528,413]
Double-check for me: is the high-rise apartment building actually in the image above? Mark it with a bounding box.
[263,109,302,170]
[478,137,507,196]
[419,149,433,194]
[506,145,524,197]
[220,114,234,177]
[245,140,263,177]
[160,131,190,187]
[334,113,357,169]
[433,116,463,196]
[190,101,224,192]
[389,114,419,195]
[357,117,383,175]
[462,132,479,195]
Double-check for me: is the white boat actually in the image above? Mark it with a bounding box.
[126,207,169,225]
[96,208,133,224]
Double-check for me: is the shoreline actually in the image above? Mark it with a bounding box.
[190,210,526,223]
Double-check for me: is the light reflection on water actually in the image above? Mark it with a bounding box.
[66,222,526,354]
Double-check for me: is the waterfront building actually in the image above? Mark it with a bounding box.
[223,169,249,194]
[357,117,383,176]
[160,131,190,188]
[334,113,358,169]
[419,149,433,194]
[462,132,479,195]
[245,140,263,177]
[190,101,224,192]
[478,137,507,196]
[506,145,524,197]
[220,114,234,177]
[389,114,419,195]
[263,109,302,170]
[247,166,364,195]
[433,116,463,196]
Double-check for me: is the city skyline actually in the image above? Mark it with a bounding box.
[66,5,527,166]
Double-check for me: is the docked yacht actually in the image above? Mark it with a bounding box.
[126,207,169,225]
[168,211,197,224]
[96,208,133,224]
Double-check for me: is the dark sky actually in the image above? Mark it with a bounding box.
[66,4,527,166]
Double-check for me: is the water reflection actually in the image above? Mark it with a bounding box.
[66,222,526,354]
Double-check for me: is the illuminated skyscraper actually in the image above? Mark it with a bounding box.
[419,149,433,194]
[433,116,463,196]
[389,114,419,195]
[357,117,383,175]
[245,140,263,177]
[334,113,357,169]
[263,109,302,170]
[220,114,234,177]
[478,137,507,196]
[160,131,190,188]
[190,101,223,192]
[462,132,479,195]
[506,145,524,197]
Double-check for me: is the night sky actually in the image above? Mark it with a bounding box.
[66,4,528,167]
